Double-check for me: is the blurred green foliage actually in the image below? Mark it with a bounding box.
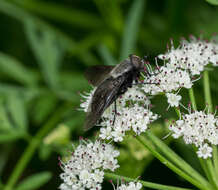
[0,0,217,189]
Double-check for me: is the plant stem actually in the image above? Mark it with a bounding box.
[3,102,72,190]
[203,71,213,112]
[206,159,218,189]
[136,136,209,190]
[146,132,212,189]
[203,70,218,188]
[105,172,193,190]
[188,88,197,110]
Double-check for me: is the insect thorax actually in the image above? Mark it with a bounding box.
[110,59,133,78]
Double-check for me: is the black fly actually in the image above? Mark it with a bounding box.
[84,54,146,130]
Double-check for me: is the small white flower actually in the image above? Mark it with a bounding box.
[166,93,181,107]
[197,144,213,159]
[99,127,112,140]
[79,170,91,183]
[169,120,184,138]
[111,127,125,142]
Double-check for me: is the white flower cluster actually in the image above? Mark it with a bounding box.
[159,37,218,75]
[142,66,193,95]
[59,140,120,190]
[169,110,218,159]
[100,104,158,142]
[142,36,218,107]
[113,181,142,190]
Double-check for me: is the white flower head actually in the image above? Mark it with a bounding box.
[59,140,120,190]
[141,66,193,95]
[100,103,158,142]
[169,109,218,159]
[159,36,218,75]
[166,93,181,107]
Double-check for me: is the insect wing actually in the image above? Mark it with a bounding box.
[84,76,125,130]
[85,65,114,86]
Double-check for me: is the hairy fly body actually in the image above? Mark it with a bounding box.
[84,54,145,130]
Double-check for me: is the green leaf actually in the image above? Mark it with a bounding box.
[0,145,12,175]
[24,18,65,90]
[0,94,27,142]
[0,98,13,131]
[120,0,145,60]
[0,0,97,67]
[205,0,218,5]
[6,93,28,131]
[15,172,52,190]
[31,94,58,125]
[0,52,36,86]
[0,132,24,143]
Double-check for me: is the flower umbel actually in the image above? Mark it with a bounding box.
[169,110,218,159]
[159,36,218,75]
[59,140,120,190]
[141,66,193,95]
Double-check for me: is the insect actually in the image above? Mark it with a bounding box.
[84,54,146,130]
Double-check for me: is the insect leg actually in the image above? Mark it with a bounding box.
[112,100,117,125]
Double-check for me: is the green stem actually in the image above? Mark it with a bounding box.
[212,145,218,176]
[146,132,212,189]
[136,136,208,190]
[206,159,218,189]
[203,70,218,188]
[203,71,213,112]
[105,172,193,190]
[188,88,197,110]
[3,102,72,190]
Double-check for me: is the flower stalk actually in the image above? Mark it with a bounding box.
[136,136,210,190]
[104,172,193,190]
[203,70,218,188]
